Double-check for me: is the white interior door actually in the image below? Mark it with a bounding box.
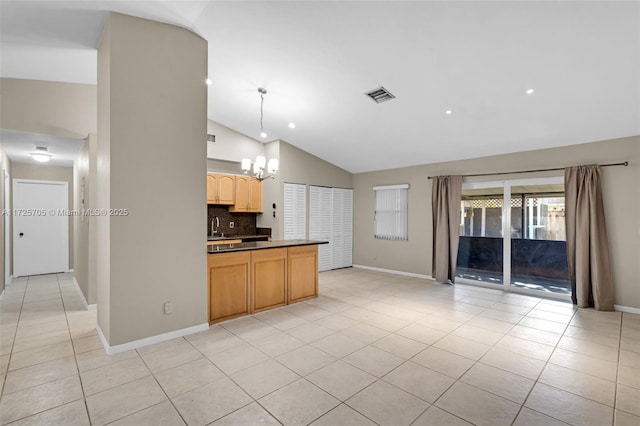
[13,179,68,277]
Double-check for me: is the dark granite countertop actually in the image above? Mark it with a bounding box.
[207,239,328,253]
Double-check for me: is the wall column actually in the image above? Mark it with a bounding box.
[97,12,208,349]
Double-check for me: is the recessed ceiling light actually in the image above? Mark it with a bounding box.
[445,110,453,115]
[288,123,296,129]
[260,132,267,138]
[205,79,212,86]
[526,88,534,95]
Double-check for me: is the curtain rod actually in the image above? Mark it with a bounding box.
[427,161,628,180]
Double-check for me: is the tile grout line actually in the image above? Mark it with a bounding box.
[0,276,83,425]
[57,273,94,426]
[416,299,517,425]
[506,296,576,426]
[132,341,190,426]
[612,312,623,425]
[0,276,28,397]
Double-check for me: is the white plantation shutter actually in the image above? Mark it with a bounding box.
[374,184,409,240]
[332,188,353,269]
[284,183,306,240]
[310,185,333,271]
[342,188,353,267]
[332,188,344,269]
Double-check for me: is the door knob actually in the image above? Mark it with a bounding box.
[19,232,24,237]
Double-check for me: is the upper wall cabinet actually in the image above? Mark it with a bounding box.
[207,173,236,205]
[229,176,263,213]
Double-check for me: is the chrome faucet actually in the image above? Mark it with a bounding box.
[211,216,220,236]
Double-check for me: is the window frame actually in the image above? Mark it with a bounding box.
[373,184,409,241]
[458,176,570,300]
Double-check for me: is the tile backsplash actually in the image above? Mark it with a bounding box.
[207,205,256,236]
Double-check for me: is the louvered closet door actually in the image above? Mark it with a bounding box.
[342,188,353,268]
[332,189,344,269]
[310,186,333,272]
[332,188,353,269]
[284,183,306,240]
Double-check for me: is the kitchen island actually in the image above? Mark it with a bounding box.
[207,240,327,324]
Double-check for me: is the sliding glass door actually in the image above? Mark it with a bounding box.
[456,183,505,285]
[456,177,570,299]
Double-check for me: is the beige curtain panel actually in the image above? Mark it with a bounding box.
[565,165,614,311]
[432,175,462,283]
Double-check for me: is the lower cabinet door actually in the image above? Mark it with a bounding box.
[208,251,250,323]
[251,248,287,312]
[288,245,318,303]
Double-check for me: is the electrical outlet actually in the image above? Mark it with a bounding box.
[229,222,234,228]
[164,302,173,314]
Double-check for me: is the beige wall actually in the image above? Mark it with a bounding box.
[11,162,74,271]
[98,12,208,346]
[207,120,263,162]
[97,17,112,341]
[73,141,90,304]
[0,147,10,294]
[0,78,96,139]
[257,141,281,237]
[353,136,640,309]
[72,134,98,307]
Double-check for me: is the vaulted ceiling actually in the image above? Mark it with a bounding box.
[1,1,638,173]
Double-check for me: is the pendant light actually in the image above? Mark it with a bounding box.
[241,88,279,181]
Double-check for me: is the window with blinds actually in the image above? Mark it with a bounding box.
[374,184,409,240]
[284,183,306,240]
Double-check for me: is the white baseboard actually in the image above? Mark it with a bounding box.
[97,322,210,355]
[352,264,434,281]
[71,276,96,311]
[66,269,75,273]
[615,305,640,315]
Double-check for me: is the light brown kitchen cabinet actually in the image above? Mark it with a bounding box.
[208,244,321,324]
[229,176,263,212]
[251,248,287,312]
[207,173,235,205]
[288,245,318,303]
[208,251,250,323]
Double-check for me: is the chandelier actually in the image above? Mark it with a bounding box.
[241,88,279,181]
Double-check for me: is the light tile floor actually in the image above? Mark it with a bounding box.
[0,269,639,425]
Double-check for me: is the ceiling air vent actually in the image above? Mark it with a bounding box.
[365,86,396,104]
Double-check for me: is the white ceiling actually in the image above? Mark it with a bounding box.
[1,1,638,173]
[0,129,85,167]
